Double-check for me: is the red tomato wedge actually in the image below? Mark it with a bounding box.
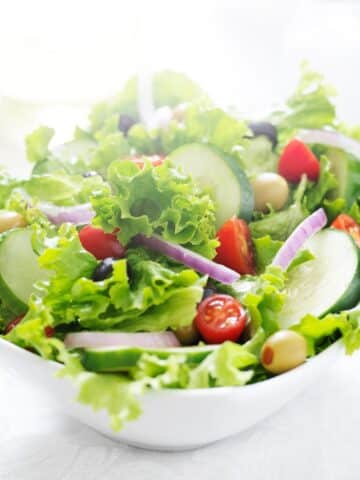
[278,139,320,183]
[79,226,125,260]
[132,155,164,170]
[215,217,256,275]
[195,294,247,344]
[331,214,360,247]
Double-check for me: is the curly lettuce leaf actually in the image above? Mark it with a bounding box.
[287,249,315,273]
[59,355,143,432]
[160,105,249,155]
[272,62,336,145]
[92,159,218,258]
[89,133,130,176]
[25,126,55,163]
[348,199,360,224]
[59,340,257,432]
[31,225,205,332]
[238,136,278,178]
[188,342,258,388]
[89,71,208,135]
[17,172,111,206]
[292,312,350,356]
[125,102,250,158]
[303,156,338,211]
[0,172,20,208]
[235,266,286,336]
[252,235,283,272]
[249,158,336,241]
[249,196,307,241]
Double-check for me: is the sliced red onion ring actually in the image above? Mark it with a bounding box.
[40,202,95,225]
[64,331,180,350]
[272,208,327,270]
[297,129,360,158]
[136,234,240,284]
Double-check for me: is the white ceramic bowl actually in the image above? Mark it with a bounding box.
[0,337,341,451]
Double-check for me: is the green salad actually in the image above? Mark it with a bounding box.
[1,63,360,432]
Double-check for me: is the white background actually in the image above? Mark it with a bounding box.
[1,1,360,478]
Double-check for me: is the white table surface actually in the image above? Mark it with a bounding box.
[1,351,360,480]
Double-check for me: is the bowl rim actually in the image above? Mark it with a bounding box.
[0,336,343,397]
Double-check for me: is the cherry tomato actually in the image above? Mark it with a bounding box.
[132,155,164,170]
[331,214,360,247]
[278,139,320,183]
[4,315,24,334]
[215,217,256,275]
[195,294,247,344]
[79,225,125,260]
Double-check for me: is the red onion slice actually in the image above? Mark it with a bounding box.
[297,129,360,159]
[65,331,180,350]
[40,202,95,225]
[136,234,240,284]
[272,208,327,270]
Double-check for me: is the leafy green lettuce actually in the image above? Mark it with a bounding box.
[59,340,257,432]
[238,136,278,178]
[272,62,336,145]
[249,176,308,240]
[292,307,360,356]
[188,342,257,388]
[303,156,338,211]
[92,159,218,258]
[22,225,205,332]
[160,105,249,155]
[252,235,283,272]
[250,157,337,240]
[25,126,55,164]
[89,71,208,135]
[19,172,111,206]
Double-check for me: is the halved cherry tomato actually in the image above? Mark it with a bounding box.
[195,294,247,344]
[4,315,24,334]
[79,225,125,260]
[215,217,256,275]
[278,139,320,183]
[331,214,360,247]
[132,155,164,170]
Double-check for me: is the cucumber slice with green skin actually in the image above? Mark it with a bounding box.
[79,344,217,372]
[168,144,254,227]
[327,148,360,207]
[278,229,360,328]
[0,228,49,313]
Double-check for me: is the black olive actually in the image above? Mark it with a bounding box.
[118,114,136,135]
[82,171,99,178]
[248,121,278,148]
[92,257,115,281]
[202,287,216,301]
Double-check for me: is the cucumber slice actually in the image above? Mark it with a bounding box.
[169,144,254,227]
[79,344,216,372]
[278,229,360,328]
[0,229,49,313]
[327,148,360,206]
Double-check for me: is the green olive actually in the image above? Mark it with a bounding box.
[0,211,26,233]
[260,330,307,374]
[175,322,200,346]
[251,172,289,212]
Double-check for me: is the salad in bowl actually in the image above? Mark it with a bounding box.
[0,64,360,438]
